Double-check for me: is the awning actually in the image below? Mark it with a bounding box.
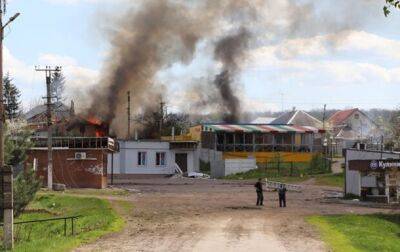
[202,124,323,133]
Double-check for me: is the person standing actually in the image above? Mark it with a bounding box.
[254,178,264,206]
[278,184,287,207]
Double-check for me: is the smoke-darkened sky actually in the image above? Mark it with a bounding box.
[4,0,400,118]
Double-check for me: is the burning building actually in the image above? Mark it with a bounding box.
[27,137,118,189]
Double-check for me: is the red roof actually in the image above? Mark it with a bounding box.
[328,108,358,126]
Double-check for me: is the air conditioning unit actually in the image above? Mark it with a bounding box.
[75,152,87,160]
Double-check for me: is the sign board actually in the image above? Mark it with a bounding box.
[349,159,400,171]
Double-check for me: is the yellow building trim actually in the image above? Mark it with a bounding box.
[223,152,315,163]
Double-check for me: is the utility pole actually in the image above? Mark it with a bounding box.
[322,104,326,130]
[35,66,61,191]
[127,91,131,139]
[159,100,165,139]
[0,1,20,249]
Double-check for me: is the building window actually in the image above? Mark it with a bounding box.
[354,113,359,119]
[138,152,146,166]
[156,152,166,166]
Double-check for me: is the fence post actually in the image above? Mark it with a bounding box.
[64,218,67,236]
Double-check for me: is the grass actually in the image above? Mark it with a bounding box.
[63,188,130,197]
[307,214,400,252]
[313,173,344,188]
[224,168,310,183]
[2,193,126,252]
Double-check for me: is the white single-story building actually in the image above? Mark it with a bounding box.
[107,140,199,177]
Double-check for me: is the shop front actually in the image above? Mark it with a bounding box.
[348,159,400,203]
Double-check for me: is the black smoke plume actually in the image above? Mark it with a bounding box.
[213,28,251,123]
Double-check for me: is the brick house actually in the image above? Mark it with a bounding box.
[27,137,118,189]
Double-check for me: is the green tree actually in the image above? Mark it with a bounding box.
[51,71,66,103]
[0,121,41,220]
[384,0,400,16]
[386,109,400,150]
[3,73,21,121]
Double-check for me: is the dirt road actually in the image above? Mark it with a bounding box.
[75,178,394,252]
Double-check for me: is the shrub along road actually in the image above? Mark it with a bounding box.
[74,178,397,252]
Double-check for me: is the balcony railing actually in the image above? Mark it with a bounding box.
[216,144,316,152]
[30,137,118,152]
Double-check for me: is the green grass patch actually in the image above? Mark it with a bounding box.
[223,167,310,183]
[64,188,130,197]
[1,193,124,252]
[307,214,400,252]
[314,173,344,187]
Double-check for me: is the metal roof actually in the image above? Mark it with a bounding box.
[202,124,323,133]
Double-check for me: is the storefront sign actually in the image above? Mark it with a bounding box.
[369,160,400,170]
[349,159,400,171]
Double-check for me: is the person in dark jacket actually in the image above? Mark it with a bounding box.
[254,178,264,206]
[278,184,287,207]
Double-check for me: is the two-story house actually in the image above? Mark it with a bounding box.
[328,108,381,152]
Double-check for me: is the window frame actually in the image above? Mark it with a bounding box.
[137,151,147,166]
[156,152,167,166]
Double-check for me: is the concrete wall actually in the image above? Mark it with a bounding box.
[200,148,223,163]
[108,140,199,175]
[210,158,257,178]
[224,159,257,176]
[345,149,400,196]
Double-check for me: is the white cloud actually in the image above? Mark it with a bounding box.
[45,0,129,5]
[4,47,34,83]
[3,49,99,111]
[248,30,400,87]
[336,31,400,59]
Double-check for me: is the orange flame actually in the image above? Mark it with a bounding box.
[87,116,102,126]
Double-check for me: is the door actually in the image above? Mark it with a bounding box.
[175,153,188,173]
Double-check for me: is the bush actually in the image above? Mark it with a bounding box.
[0,168,41,221]
[0,121,41,221]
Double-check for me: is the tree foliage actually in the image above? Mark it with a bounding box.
[384,0,400,16]
[51,71,66,103]
[0,121,41,220]
[3,73,21,121]
[385,109,400,149]
[4,120,33,167]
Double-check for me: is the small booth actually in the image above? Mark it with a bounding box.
[348,159,400,203]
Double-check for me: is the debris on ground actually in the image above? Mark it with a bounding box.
[322,190,343,198]
[53,183,66,191]
[188,172,210,179]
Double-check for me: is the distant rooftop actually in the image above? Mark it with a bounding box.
[270,110,323,128]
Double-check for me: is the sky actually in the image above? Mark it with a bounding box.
[4,0,400,113]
